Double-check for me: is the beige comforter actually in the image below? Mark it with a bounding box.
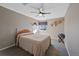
[16,33,51,56]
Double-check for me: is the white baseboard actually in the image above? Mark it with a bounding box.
[0,44,15,51]
[64,42,70,56]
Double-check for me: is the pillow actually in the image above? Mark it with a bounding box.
[16,29,31,37]
[19,32,33,36]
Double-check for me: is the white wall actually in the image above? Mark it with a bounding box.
[39,18,64,42]
[47,18,64,40]
[64,3,79,56]
[0,6,37,49]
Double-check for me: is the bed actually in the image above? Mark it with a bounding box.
[16,29,51,56]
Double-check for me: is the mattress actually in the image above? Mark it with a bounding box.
[17,33,51,56]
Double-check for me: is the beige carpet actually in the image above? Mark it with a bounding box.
[46,45,60,56]
[0,44,68,56]
[0,38,68,56]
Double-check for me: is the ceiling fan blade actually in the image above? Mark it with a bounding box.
[30,11,37,13]
[40,3,44,11]
[43,12,51,14]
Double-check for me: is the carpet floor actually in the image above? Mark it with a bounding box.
[0,39,68,56]
[0,45,68,56]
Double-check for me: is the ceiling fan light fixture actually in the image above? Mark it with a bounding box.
[39,14,43,16]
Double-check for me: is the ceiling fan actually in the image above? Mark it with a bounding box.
[22,3,51,17]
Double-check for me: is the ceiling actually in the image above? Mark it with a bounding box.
[0,3,70,20]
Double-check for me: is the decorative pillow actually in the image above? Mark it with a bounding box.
[16,29,31,37]
[19,32,33,36]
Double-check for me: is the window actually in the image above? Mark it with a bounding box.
[38,22,48,30]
